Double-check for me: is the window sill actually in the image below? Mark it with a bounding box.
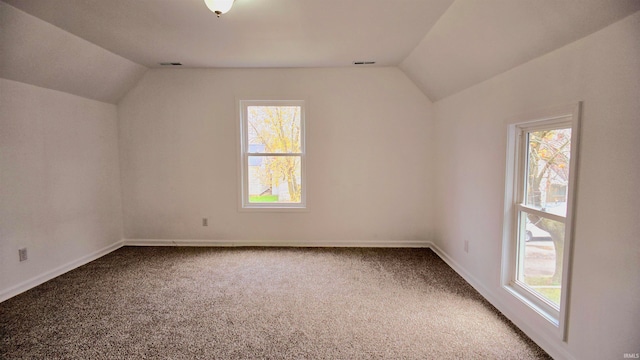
[238,205,309,213]
[503,284,560,328]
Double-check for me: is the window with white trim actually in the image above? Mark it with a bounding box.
[239,100,306,209]
[502,103,580,335]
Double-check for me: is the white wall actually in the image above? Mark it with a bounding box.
[0,79,124,300]
[432,12,640,360]
[118,67,435,245]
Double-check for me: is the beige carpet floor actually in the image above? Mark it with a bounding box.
[0,247,550,359]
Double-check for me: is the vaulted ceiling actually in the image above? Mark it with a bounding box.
[2,0,639,103]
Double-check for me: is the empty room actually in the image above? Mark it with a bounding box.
[1,1,639,359]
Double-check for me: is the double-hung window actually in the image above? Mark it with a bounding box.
[502,103,580,336]
[239,100,306,209]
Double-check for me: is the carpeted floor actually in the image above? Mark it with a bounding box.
[1,247,551,359]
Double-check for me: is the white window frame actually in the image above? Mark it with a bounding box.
[238,99,307,210]
[501,102,581,340]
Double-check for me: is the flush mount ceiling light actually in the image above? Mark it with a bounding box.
[204,0,235,17]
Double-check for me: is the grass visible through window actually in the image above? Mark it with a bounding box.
[249,195,279,203]
[524,276,561,305]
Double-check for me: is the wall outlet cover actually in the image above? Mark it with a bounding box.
[19,248,28,262]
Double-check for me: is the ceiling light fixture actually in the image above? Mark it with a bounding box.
[204,0,235,17]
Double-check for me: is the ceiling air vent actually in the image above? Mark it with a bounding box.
[159,62,183,66]
[353,61,375,65]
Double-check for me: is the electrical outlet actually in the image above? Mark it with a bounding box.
[202,218,208,227]
[464,241,469,253]
[19,248,28,262]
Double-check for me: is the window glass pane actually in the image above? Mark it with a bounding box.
[247,156,302,203]
[524,128,571,216]
[517,211,565,307]
[247,106,301,154]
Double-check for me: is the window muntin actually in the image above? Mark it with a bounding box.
[503,103,580,337]
[240,100,306,209]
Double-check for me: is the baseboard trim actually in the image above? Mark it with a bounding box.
[0,240,124,302]
[0,237,572,359]
[428,242,574,360]
[124,238,433,248]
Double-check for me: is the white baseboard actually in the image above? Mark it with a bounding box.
[428,242,574,360]
[0,237,573,359]
[0,240,124,302]
[124,238,433,248]
[1,238,431,303]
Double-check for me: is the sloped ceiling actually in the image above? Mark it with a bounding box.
[2,0,639,103]
[1,0,454,68]
[0,2,147,104]
[400,0,640,101]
